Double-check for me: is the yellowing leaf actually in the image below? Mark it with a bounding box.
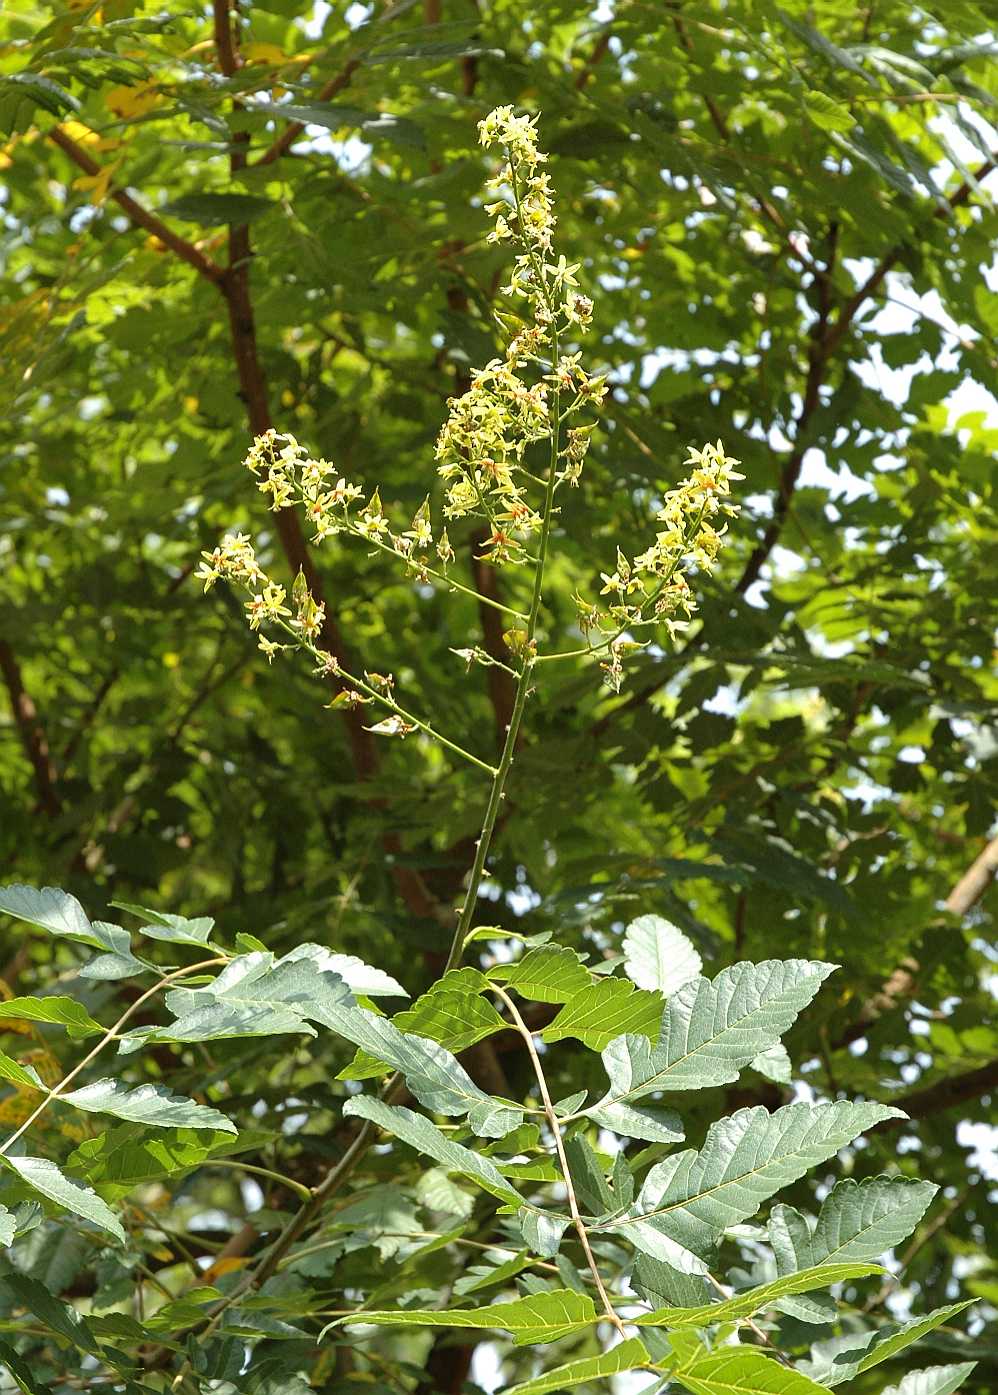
[244,42,288,64]
[73,161,120,207]
[106,83,161,119]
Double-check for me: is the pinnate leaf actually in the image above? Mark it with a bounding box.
[338,1288,597,1344]
[160,954,521,1135]
[505,1338,650,1395]
[2,1155,125,1244]
[343,1097,521,1204]
[542,978,662,1050]
[769,1175,936,1320]
[800,1302,976,1385]
[593,959,835,1108]
[60,1078,236,1133]
[623,915,702,994]
[605,1101,903,1270]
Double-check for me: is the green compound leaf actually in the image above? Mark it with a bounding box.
[605,1101,903,1272]
[491,946,591,1003]
[59,1078,237,1133]
[2,1155,126,1244]
[591,960,836,1108]
[879,1365,978,1395]
[341,968,502,1079]
[800,1301,977,1385]
[152,954,521,1136]
[634,1262,884,1327]
[2,1271,100,1355]
[112,902,217,947]
[0,1335,56,1394]
[770,1176,937,1321]
[504,1338,650,1395]
[338,1288,598,1344]
[343,1097,521,1205]
[623,915,702,995]
[0,884,94,945]
[673,1342,832,1395]
[0,997,103,1040]
[542,978,662,1050]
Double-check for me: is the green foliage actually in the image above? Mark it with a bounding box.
[0,1,995,1392]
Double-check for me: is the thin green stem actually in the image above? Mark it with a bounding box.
[271,618,498,776]
[441,311,562,977]
[202,1158,312,1202]
[158,146,572,1376]
[0,957,228,1157]
[346,523,529,621]
[493,985,627,1338]
[535,501,707,664]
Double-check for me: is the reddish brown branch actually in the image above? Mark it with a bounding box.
[827,155,996,358]
[210,0,440,924]
[876,1057,998,1128]
[0,640,62,817]
[575,29,611,89]
[48,127,223,284]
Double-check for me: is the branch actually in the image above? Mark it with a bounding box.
[944,832,998,915]
[208,1,393,782]
[876,1057,998,1128]
[833,830,998,1050]
[826,154,996,358]
[593,153,996,733]
[0,639,62,817]
[47,126,223,284]
[733,218,838,597]
[575,28,611,90]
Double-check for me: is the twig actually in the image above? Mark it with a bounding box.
[0,958,227,1156]
[493,984,628,1338]
[48,127,223,283]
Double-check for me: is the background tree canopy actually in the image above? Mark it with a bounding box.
[0,1,996,1392]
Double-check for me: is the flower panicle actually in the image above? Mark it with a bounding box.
[436,107,603,558]
[198,113,744,708]
[584,441,745,691]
